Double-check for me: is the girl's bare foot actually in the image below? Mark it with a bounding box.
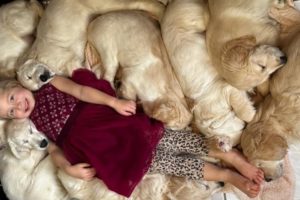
[225,169,261,198]
[211,149,264,184]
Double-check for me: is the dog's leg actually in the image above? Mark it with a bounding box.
[229,88,256,123]
[118,81,138,101]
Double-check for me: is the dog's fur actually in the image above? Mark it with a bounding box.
[0,0,42,79]
[161,0,255,146]
[16,0,165,91]
[206,0,287,91]
[241,7,300,181]
[87,11,192,130]
[0,119,70,200]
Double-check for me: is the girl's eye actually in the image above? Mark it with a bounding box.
[8,109,14,118]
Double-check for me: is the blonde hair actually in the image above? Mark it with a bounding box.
[0,79,21,91]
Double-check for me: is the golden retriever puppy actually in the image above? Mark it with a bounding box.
[0,0,42,79]
[206,0,287,91]
[0,119,70,200]
[241,7,300,181]
[87,11,192,130]
[161,0,255,147]
[16,0,165,90]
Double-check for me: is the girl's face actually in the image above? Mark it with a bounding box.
[0,86,35,119]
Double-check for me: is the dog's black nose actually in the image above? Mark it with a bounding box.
[265,177,273,182]
[39,71,51,82]
[40,139,48,148]
[280,56,287,64]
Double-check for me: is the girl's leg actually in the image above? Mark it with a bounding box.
[149,149,205,180]
[157,128,209,155]
[209,149,264,184]
[203,162,260,198]
[149,149,261,198]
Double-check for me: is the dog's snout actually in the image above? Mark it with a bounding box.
[39,71,51,82]
[40,139,48,148]
[280,56,287,65]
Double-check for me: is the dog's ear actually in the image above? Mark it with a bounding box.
[7,138,30,159]
[221,35,256,71]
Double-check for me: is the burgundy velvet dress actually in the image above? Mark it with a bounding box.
[30,69,164,197]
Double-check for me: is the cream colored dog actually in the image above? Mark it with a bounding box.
[0,0,42,79]
[241,5,300,181]
[17,0,165,91]
[161,0,255,147]
[0,119,70,200]
[206,0,287,91]
[87,11,192,130]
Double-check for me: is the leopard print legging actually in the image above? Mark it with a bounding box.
[148,129,209,180]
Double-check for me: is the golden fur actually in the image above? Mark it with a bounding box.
[16,0,165,89]
[0,0,42,79]
[241,4,300,181]
[161,0,255,147]
[87,11,192,130]
[206,0,287,90]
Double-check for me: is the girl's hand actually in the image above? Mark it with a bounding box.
[112,99,136,116]
[64,163,96,181]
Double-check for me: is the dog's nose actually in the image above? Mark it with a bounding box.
[39,71,51,82]
[40,139,48,148]
[265,177,273,182]
[280,56,287,64]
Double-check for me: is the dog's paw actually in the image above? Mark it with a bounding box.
[207,135,232,153]
[216,135,232,152]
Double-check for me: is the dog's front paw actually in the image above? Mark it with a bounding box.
[216,135,232,152]
[207,135,232,153]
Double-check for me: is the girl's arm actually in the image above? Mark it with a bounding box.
[50,75,136,116]
[48,142,96,181]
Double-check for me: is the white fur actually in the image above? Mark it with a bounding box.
[0,119,70,200]
[87,11,192,130]
[161,0,255,146]
[0,0,42,78]
[17,0,165,86]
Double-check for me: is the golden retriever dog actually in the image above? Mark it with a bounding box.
[87,11,192,130]
[161,0,255,147]
[0,119,71,200]
[16,0,165,91]
[0,0,42,79]
[241,5,300,181]
[206,0,287,91]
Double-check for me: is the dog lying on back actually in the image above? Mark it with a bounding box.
[16,0,165,91]
[241,3,300,182]
[0,0,42,79]
[87,11,192,130]
[206,0,287,91]
[0,118,70,200]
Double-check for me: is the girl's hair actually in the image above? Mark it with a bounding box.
[0,79,21,91]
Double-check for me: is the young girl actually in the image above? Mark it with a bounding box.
[0,69,263,198]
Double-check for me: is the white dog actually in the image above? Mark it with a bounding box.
[0,118,71,200]
[17,0,165,91]
[86,11,192,130]
[161,0,255,147]
[0,0,42,79]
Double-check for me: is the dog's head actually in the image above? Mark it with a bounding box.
[17,59,55,91]
[221,35,287,90]
[241,121,288,181]
[5,118,48,159]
